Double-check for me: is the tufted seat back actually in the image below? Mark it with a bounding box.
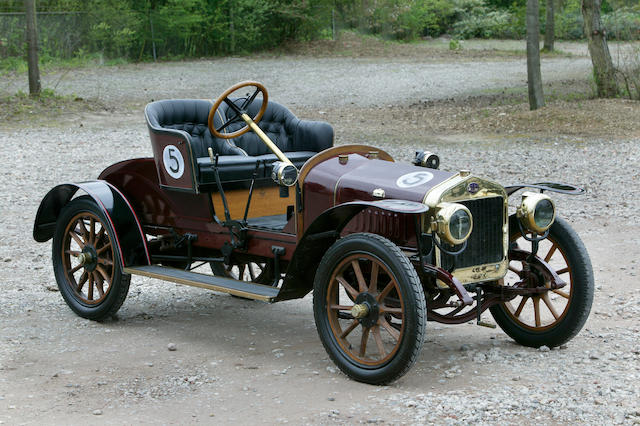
[145,98,334,187]
[145,99,245,158]
[218,100,301,156]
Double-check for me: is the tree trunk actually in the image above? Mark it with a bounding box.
[544,0,555,51]
[24,0,41,97]
[581,0,618,97]
[527,0,545,110]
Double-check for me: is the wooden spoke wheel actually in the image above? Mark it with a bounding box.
[313,233,425,385]
[52,197,130,320]
[210,260,275,286]
[490,216,594,348]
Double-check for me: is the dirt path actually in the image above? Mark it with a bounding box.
[1,45,639,424]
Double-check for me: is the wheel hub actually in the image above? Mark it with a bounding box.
[77,246,98,272]
[354,292,379,328]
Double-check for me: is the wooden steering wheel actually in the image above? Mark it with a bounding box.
[208,81,269,139]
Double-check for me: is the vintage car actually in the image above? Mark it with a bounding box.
[33,81,594,384]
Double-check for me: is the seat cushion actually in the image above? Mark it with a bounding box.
[197,152,317,185]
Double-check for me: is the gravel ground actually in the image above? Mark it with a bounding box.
[2,56,592,109]
[1,51,639,424]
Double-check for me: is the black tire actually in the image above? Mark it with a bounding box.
[313,233,426,385]
[490,215,594,348]
[52,197,130,320]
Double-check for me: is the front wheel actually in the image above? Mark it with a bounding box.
[490,216,594,347]
[52,197,130,320]
[313,233,426,385]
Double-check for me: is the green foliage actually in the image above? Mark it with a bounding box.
[449,38,462,49]
[0,0,638,65]
[452,0,523,39]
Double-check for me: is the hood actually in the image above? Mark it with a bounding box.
[334,159,455,205]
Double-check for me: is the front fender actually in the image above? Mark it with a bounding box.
[33,181,150,267]
[277,199,427,301]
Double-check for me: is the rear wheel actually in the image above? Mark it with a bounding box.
[52,197,130,320]
[490,216,594,347]
[313,233,426,385]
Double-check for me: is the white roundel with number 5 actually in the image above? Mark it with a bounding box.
[396,171,434,188]
[163,145,184,179]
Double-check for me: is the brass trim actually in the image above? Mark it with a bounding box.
[242,113,293,165]
[124,267,276,302]
[517,192,556,233]
[351,303,369,319]
[423,173,509,285]
[434,202,473,245]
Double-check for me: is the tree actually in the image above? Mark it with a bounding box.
[543,0,554,51]
[526,0,545,110]
[581,0,618,97]
[24,0,41,96]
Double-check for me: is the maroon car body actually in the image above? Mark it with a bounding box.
[32,82,593,384]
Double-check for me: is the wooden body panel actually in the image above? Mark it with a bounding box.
[211,186,295,220]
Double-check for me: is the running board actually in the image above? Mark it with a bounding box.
[123,265,279,302]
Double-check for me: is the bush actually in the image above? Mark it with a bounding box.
[603,6,640,40]
[451,0,522,39]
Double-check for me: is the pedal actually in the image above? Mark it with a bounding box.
[477,320,497,329]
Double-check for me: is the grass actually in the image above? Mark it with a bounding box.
[0,88,106,124]
[0,53,129,76]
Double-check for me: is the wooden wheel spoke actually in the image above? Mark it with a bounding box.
[340,320,359,339]
[87,274,94,300]
[541,293,559,320]
[368,262,379,294]
[69,230,85,248]
[89,217,96,245]
[77,271,89,292]
[65,249,81,256]
[372,326,386,358]
[77,219,90,242]
[94,272,105,297]
[359,326,370,357]
[552,289,570,299]
[97,257,113,266]
[336,275,359,300]
[330,304,353,311]
[556,267,569,275]
[544,243,558,262]
[380,318,400,341]
[96,242,111,255]
[351,260,367,292]
[377,280,396,302]
[95,226,105,244]
[67,263,83,274]
[379,305,402,315]
[96,265,111,284]
[248,264,256,281]
[533,297,541,327]
[514,296,529,317]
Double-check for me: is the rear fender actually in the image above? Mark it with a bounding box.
[33,181,151,267]
[277,200,427,301]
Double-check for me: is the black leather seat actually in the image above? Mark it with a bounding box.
[145,99,333,187]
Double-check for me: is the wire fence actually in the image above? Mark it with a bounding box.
[0,8,348,61]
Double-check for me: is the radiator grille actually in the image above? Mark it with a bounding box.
[440,197,504,270]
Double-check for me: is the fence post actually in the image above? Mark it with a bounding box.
[24,0,41,96]
[149,11,157,61]
[332,8,335,40]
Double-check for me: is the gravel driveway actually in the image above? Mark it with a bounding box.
[3,55,592,108]
[1,52,639,424]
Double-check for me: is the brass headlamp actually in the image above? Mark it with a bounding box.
[517,192,555,233]
[434,202,473,245]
